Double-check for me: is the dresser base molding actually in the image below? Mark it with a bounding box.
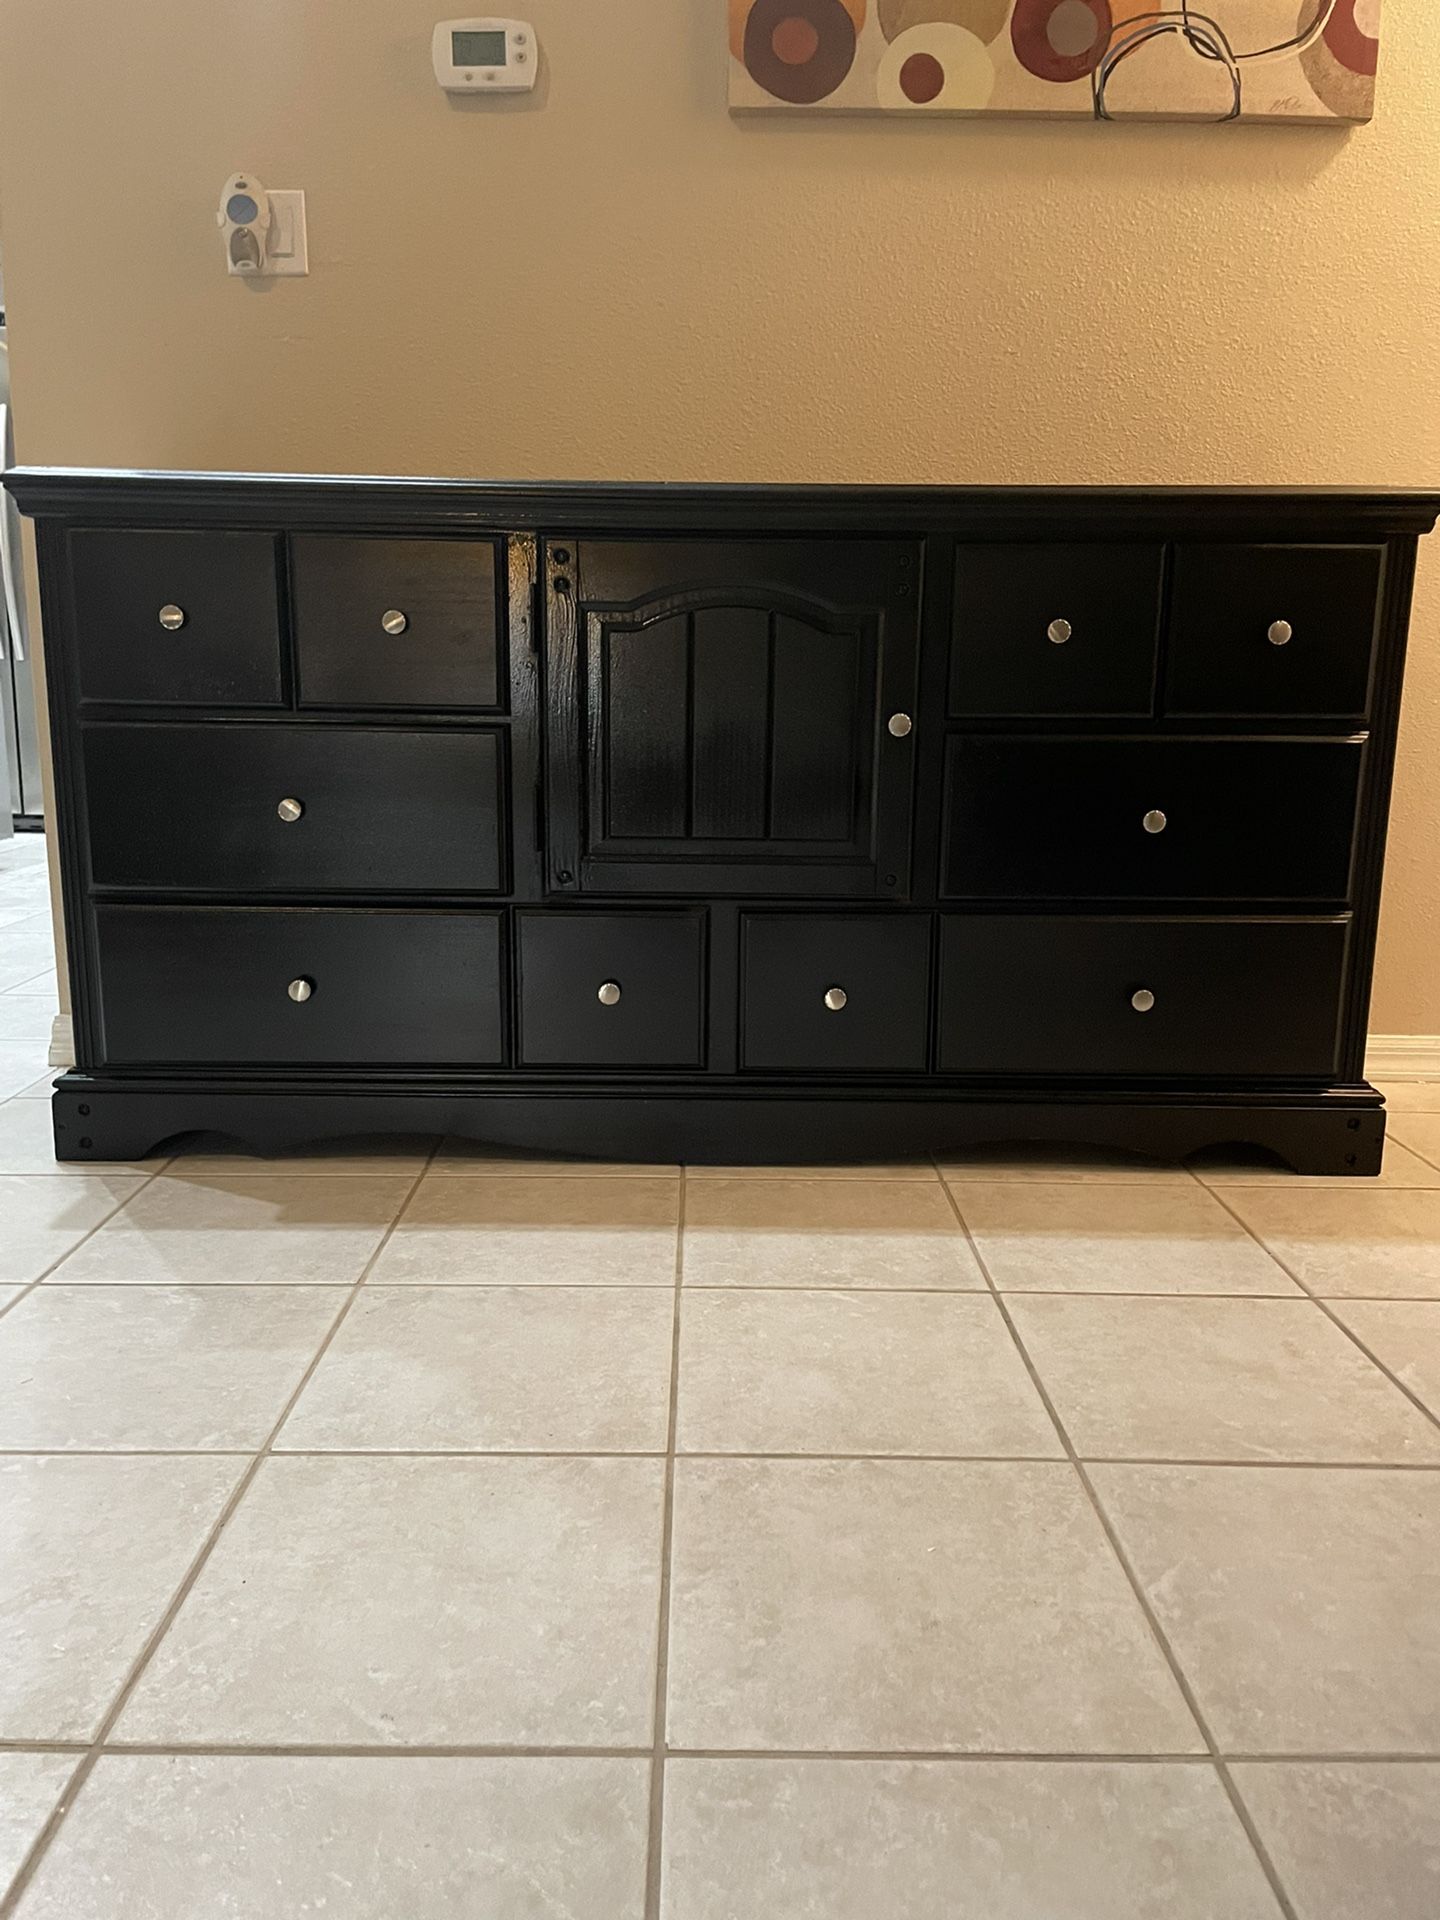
[49,1077,1385,1176]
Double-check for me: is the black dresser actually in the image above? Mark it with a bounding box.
[9,471,1436,1173]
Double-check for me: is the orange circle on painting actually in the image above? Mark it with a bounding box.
[900,51,946,99]
[773,13,822,62]
[880,0,1007,44]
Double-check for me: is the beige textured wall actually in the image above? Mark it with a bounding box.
[1,0,1437,1030]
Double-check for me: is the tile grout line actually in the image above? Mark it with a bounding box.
[10,1735,1437,1763]
[0,1144,439,1920]
[5,1446,1440,1469]
[934,1159,1303,1920]
[1203,1185,1440,1440]
[0,1162,172,1325]
[642,1171,686,1920]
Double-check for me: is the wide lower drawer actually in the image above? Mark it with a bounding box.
[82,725,504,894]
[92,907,505,1066]
[943,737,1363,901]
[937,916,1349,1078]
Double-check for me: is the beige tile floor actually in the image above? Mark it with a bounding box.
[2,830,1440,1916]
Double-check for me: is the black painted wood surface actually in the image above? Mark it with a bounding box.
[83,725,504,895]
[937,915,1350,1078]
[740,913,931,1073]
[517,911,707,1068]
[942,736,1364,902]
[9,468,1436,1171]
[950,541,1163,718]
[291,534,503,711]
[93,906,505,1066]
[70,528,283,707]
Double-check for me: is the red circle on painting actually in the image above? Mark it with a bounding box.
[900,51,946,102]
[772,15,822,64]
[1323,0,1379,78]
[1011,0,1112,84]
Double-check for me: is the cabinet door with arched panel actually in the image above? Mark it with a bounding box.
[543,538,920,898]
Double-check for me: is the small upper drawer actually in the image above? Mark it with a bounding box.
[69,529,282,707]
[93,906,504,1067]
[291,536,503,710]
[942,737,1363,902]
[1165,544,1383,718]
[741,914,930,1073]
[517,911,705,1069]
[83,725,504,895]
[951,543,1163,718]
[937,915,1349,1079]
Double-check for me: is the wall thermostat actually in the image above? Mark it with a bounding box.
[432,18,538,92]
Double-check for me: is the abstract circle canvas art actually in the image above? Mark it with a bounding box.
[729,0,1382,121]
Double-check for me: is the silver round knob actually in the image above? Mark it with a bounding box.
[382,609,409,636]
[1268,620,1293,647]
[887,713,913,739]
[158,604,186,631]
[287,978,314,1003]
[1131,988,1156,1014]
[1142,809,1168,835]
[824,986,848,1012]
[597,981,622,1007]
[276,797,304,823]
[1047,618,1072,645]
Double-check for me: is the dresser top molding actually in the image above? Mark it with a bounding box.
[7,469,1440,539]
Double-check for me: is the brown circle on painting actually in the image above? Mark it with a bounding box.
[743,0,858,102]
[1010,0,1112,83]
[900,51,946,100]
[773,14,822,62]
[879,0,1008,44]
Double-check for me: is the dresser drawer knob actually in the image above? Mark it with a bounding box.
[288,978,314,1003]
[1142,809,1168,834]
[824,986,848,1012]
[887,712,913,738]
[1131,988,1156,1013]
[1047,618,1072,645]
[381,609,409,636]
[158,604,187,631]
[1268,619,1293,647]
[276,797,304,823]
[597,981,622,1007]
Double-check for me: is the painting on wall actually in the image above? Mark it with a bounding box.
[728,2,1381,124]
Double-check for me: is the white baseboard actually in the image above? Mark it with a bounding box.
[47,1012,73,1069]
[1366,1034,1440,1080]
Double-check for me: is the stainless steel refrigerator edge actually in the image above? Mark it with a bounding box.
[1,329,45,830]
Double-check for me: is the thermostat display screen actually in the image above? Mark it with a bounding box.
[452,28,507,65]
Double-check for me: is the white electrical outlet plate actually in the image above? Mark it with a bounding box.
[264,191,308,276]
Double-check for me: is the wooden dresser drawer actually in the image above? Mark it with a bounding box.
[1165,544,1383,718]
[740,913,930,1073]
[517,911,705,1068]
[950,543,1162,718]
[938,916,1349,1078]
[943,737,1362,902]
[93,907,504,1066]
[291,535,504,711]
[83,725,504,895]
[70,529,282,707]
